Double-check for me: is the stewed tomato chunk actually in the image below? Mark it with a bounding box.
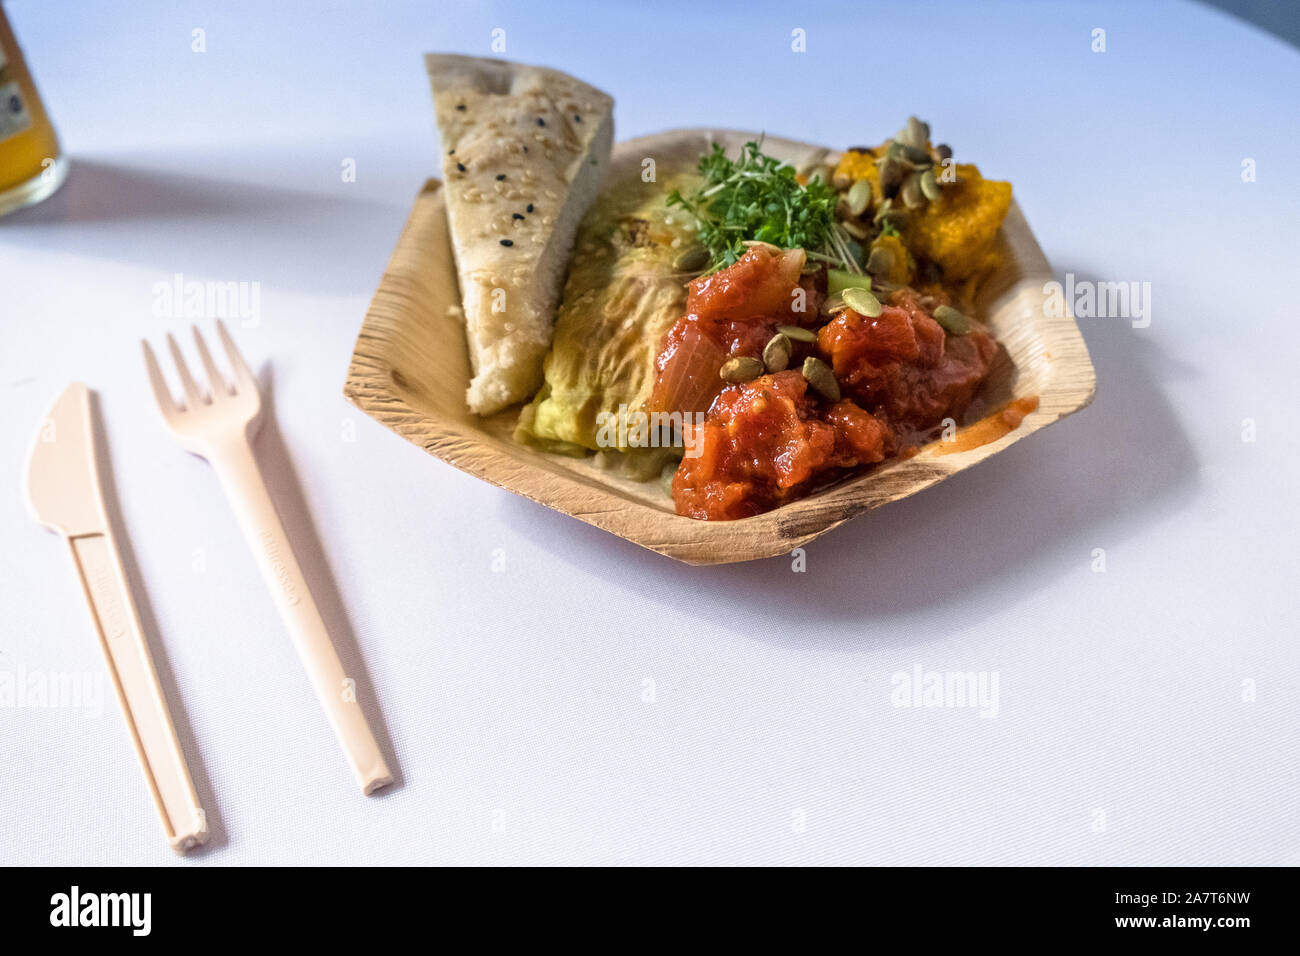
[650,245,817,415]
[673,372,892,520]
[817,290,997,429]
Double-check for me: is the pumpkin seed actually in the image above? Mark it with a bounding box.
[843,286,882,317]
[673,246,710,272]
[900,143,931,165]
[846,178,872,216]
[866,245,895,276]
[839,218,869,240]
[933,304,971,335]
[719,355,764,383]
[901,174,924,209]
[879,159,904,194]
[777,324,817,343]
[919,167,941,201]
[762,333,792,372]
[801,357,841,402]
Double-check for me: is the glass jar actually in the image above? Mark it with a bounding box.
[0,7,66,217]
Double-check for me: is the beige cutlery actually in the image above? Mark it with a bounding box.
[143,321,392,795]
[26,382,209,854]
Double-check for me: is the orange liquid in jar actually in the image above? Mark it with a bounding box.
[0,8,65,215]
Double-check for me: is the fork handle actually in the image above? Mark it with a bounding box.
[212,438,393,795]
[69,531,209,853]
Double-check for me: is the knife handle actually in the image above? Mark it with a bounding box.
[68,531,209,854]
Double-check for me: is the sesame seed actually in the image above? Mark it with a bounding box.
[456,162,466,172]
[455,104,466,111]
[536,118,545,127]
[496,174,506,181]
[526,203,534,213]
[574,114,582,123]
[500,239,514,247]
[512,213,525,220]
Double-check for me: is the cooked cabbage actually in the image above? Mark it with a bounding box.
[515,161,701,473]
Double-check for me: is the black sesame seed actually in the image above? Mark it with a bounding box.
[500,239,514,247]
[574,114,582,123]
[456,162,466,172]
[512,213,525,220]
[526,203,534,213]
[455,104,466,111]
[536,117,545,127]
[496,174,506,181]
[523,145,528,153]
[448,148,455,155]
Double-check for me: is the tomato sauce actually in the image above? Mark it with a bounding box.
[930,395,1040,456]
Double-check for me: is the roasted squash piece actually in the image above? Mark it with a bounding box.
[904,163,1011,280]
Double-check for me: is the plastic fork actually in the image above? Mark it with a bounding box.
[143,321,392,795]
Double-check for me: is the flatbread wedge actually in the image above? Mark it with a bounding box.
[425,53,614,415]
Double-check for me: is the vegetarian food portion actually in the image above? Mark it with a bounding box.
[426,54,613,415]
[645,120,1014,519]
[429,90,1026,520]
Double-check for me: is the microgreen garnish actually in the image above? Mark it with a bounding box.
[667,139,858,274]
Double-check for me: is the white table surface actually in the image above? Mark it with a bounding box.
[2,0,1297,866]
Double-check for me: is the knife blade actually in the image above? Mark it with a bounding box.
[25,382,107,537]
[26,382,209,854]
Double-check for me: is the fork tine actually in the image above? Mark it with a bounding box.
[215,319,257,389]
[192,326,230,398]
[142,341,178,415]
[166,333,205,408]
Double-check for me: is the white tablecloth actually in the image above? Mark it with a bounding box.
[2,0,1296,865]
